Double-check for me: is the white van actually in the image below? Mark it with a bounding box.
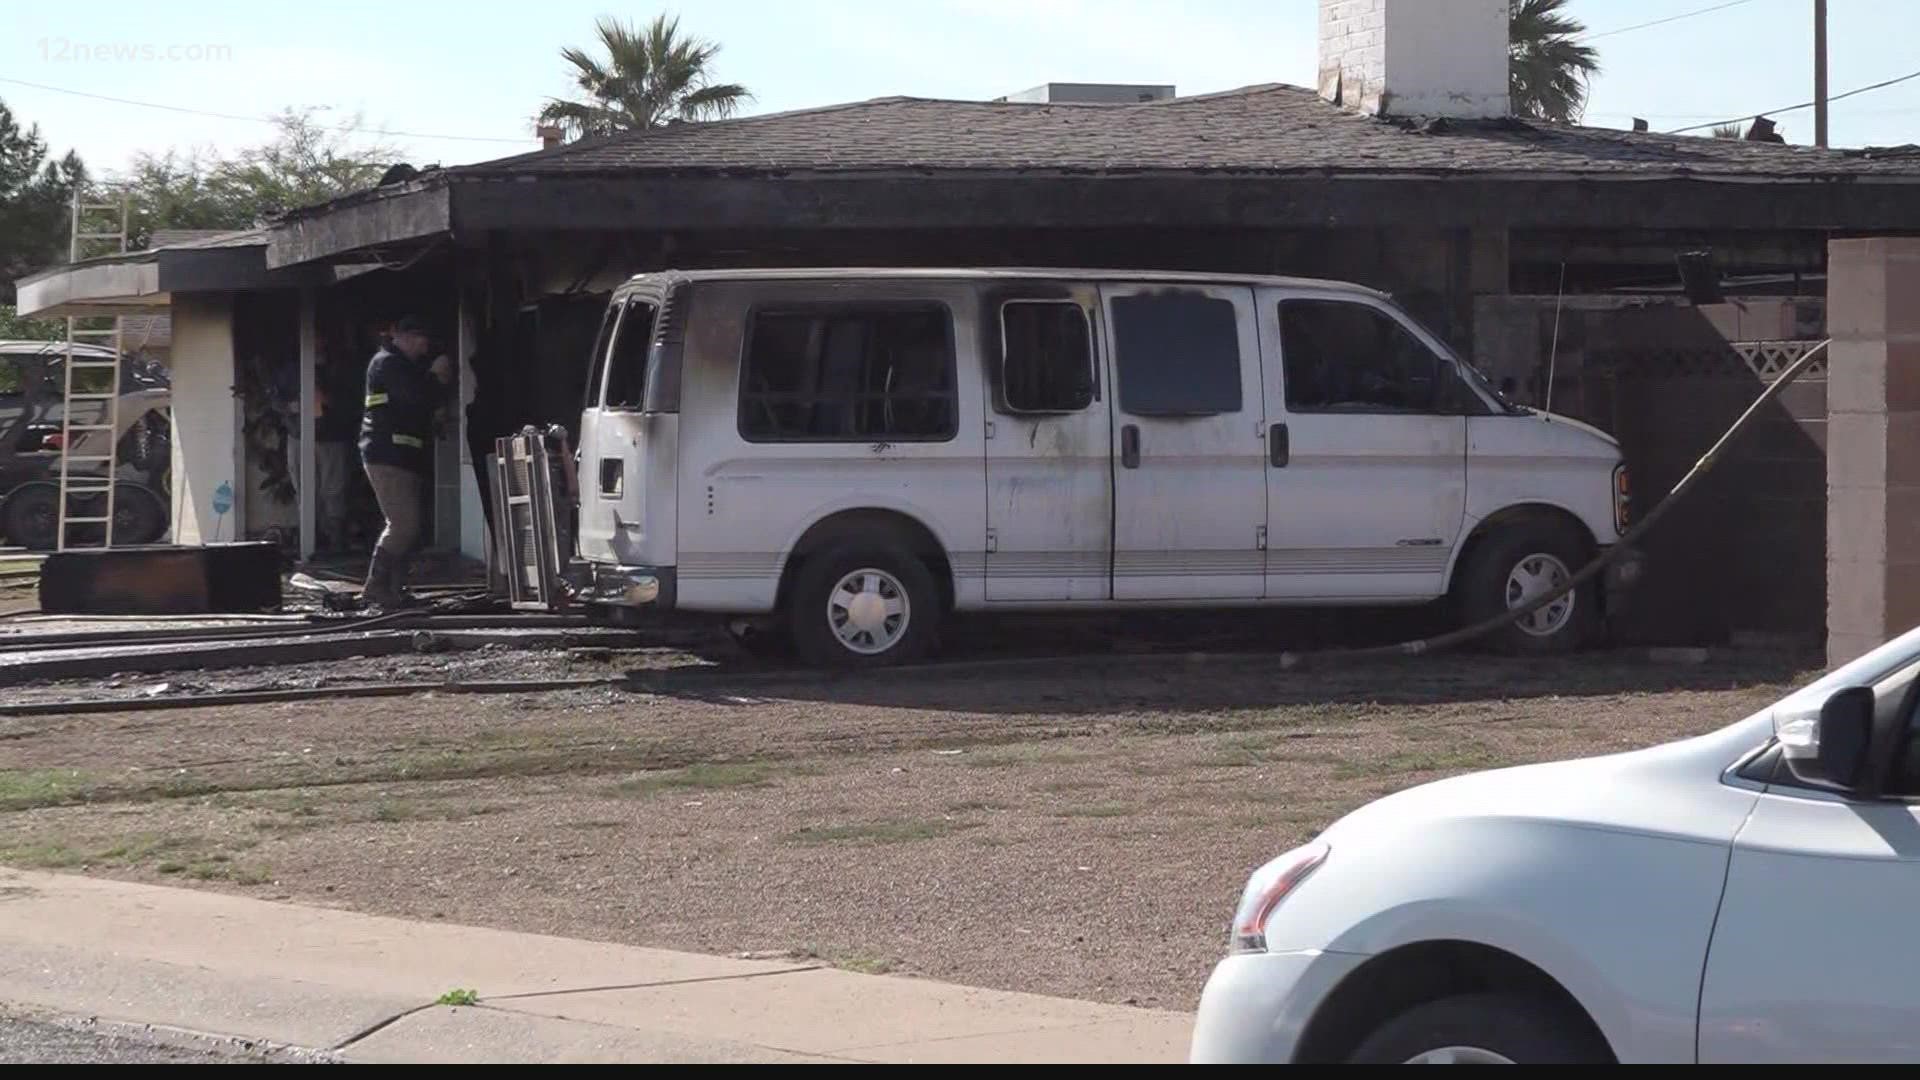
[561,268,1638,668]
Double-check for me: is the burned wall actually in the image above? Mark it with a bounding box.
[1476,295,1828,644]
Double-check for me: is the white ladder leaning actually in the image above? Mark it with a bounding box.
[55,188,131,551]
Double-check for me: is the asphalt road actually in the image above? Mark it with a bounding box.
[0,1011,303,1063]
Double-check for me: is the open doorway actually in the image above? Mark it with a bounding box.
[230,262,473,592]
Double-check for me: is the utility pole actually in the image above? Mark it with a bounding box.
[1814,0,1829,147]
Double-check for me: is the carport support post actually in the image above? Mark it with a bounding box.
[1826,238,1920,666]
[297,286,317,562]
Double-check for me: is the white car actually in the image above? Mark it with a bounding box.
[1190,625,1920,1064]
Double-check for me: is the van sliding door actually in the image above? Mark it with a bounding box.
[982,286,1112,601]
[1100,283,1267,601]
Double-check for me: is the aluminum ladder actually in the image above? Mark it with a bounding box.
[55,189,131,551]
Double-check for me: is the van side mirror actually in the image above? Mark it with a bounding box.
[1780,686,1876,791]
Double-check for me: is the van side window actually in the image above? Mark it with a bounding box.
[1279,299,1446,414]
[1001,301,1094,413]
[1111,291,1242,416]
[603,301,659,410]
[583,302,620,410]
[739,304,957,442]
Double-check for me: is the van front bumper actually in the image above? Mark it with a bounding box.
[571,562,676,610]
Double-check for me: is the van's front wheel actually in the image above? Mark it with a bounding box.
[1456,519,1599,655]
[788,544,939,669]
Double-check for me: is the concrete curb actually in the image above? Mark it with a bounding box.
[0,1003,346,1063]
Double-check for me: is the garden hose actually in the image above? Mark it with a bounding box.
[1280,338,1834,665]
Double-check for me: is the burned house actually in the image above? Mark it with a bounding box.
[16,0,1920,642]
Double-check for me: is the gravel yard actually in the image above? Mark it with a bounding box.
[0,639,1814,1011]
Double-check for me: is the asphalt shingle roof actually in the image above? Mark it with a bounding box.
[457,83,1920,181]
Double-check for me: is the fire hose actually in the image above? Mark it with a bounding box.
[1277,338,1833,665]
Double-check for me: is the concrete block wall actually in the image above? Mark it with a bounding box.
[1827,237,1920,666]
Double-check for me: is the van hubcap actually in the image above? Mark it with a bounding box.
[1506,552,1574,637]
[1404,1046,1515,1064]
[828,569,910,655]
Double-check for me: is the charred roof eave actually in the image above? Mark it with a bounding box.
[258,168,1920,272]
[265,181,452,269]
[16,232,327,317]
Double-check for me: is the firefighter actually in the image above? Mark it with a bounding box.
[358,315,452,609]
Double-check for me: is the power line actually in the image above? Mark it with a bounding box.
[0,75,529,145]
[1594,107,1920,119]
[1582,0,1758,41]
[1667,67,1920,133]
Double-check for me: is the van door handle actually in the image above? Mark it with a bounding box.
[1120,424,1140,469]
[1269,423,1289,468]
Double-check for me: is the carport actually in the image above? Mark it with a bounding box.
[9,232,475,567]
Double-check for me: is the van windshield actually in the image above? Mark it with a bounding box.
[1386,296,1527,416]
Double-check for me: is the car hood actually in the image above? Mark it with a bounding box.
[1319,708,1772,851]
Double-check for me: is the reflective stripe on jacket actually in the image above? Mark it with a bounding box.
[358,348,446,474]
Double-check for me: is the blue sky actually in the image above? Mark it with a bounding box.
[3,0,1915,177]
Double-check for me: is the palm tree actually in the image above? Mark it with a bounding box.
[537,14,752,141]
[1509,0,1601,123]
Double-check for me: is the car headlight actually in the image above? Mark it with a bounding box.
[1229,840,1329,954]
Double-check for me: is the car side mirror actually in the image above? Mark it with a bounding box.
[1780,686,1876,791]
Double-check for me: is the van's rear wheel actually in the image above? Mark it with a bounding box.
[788,543,938,669]
[1457,519,1599,655]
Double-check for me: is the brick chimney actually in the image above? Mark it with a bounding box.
[1319,0,1509,119]
[536,124,563,150]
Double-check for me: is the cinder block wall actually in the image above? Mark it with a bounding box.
[1827,237,1920,666]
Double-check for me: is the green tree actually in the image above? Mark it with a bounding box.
[124,147,238,239]
[1509,0,1601,124]
[537,14,752,141]
[125,107,396,245]
[0,97,86,304]
[0,305,62,341]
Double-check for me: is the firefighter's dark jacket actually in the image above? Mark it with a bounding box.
[359,348,450,474]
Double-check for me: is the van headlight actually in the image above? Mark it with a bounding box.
[1613,463,1631,536]
[1229,840,1329,954]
